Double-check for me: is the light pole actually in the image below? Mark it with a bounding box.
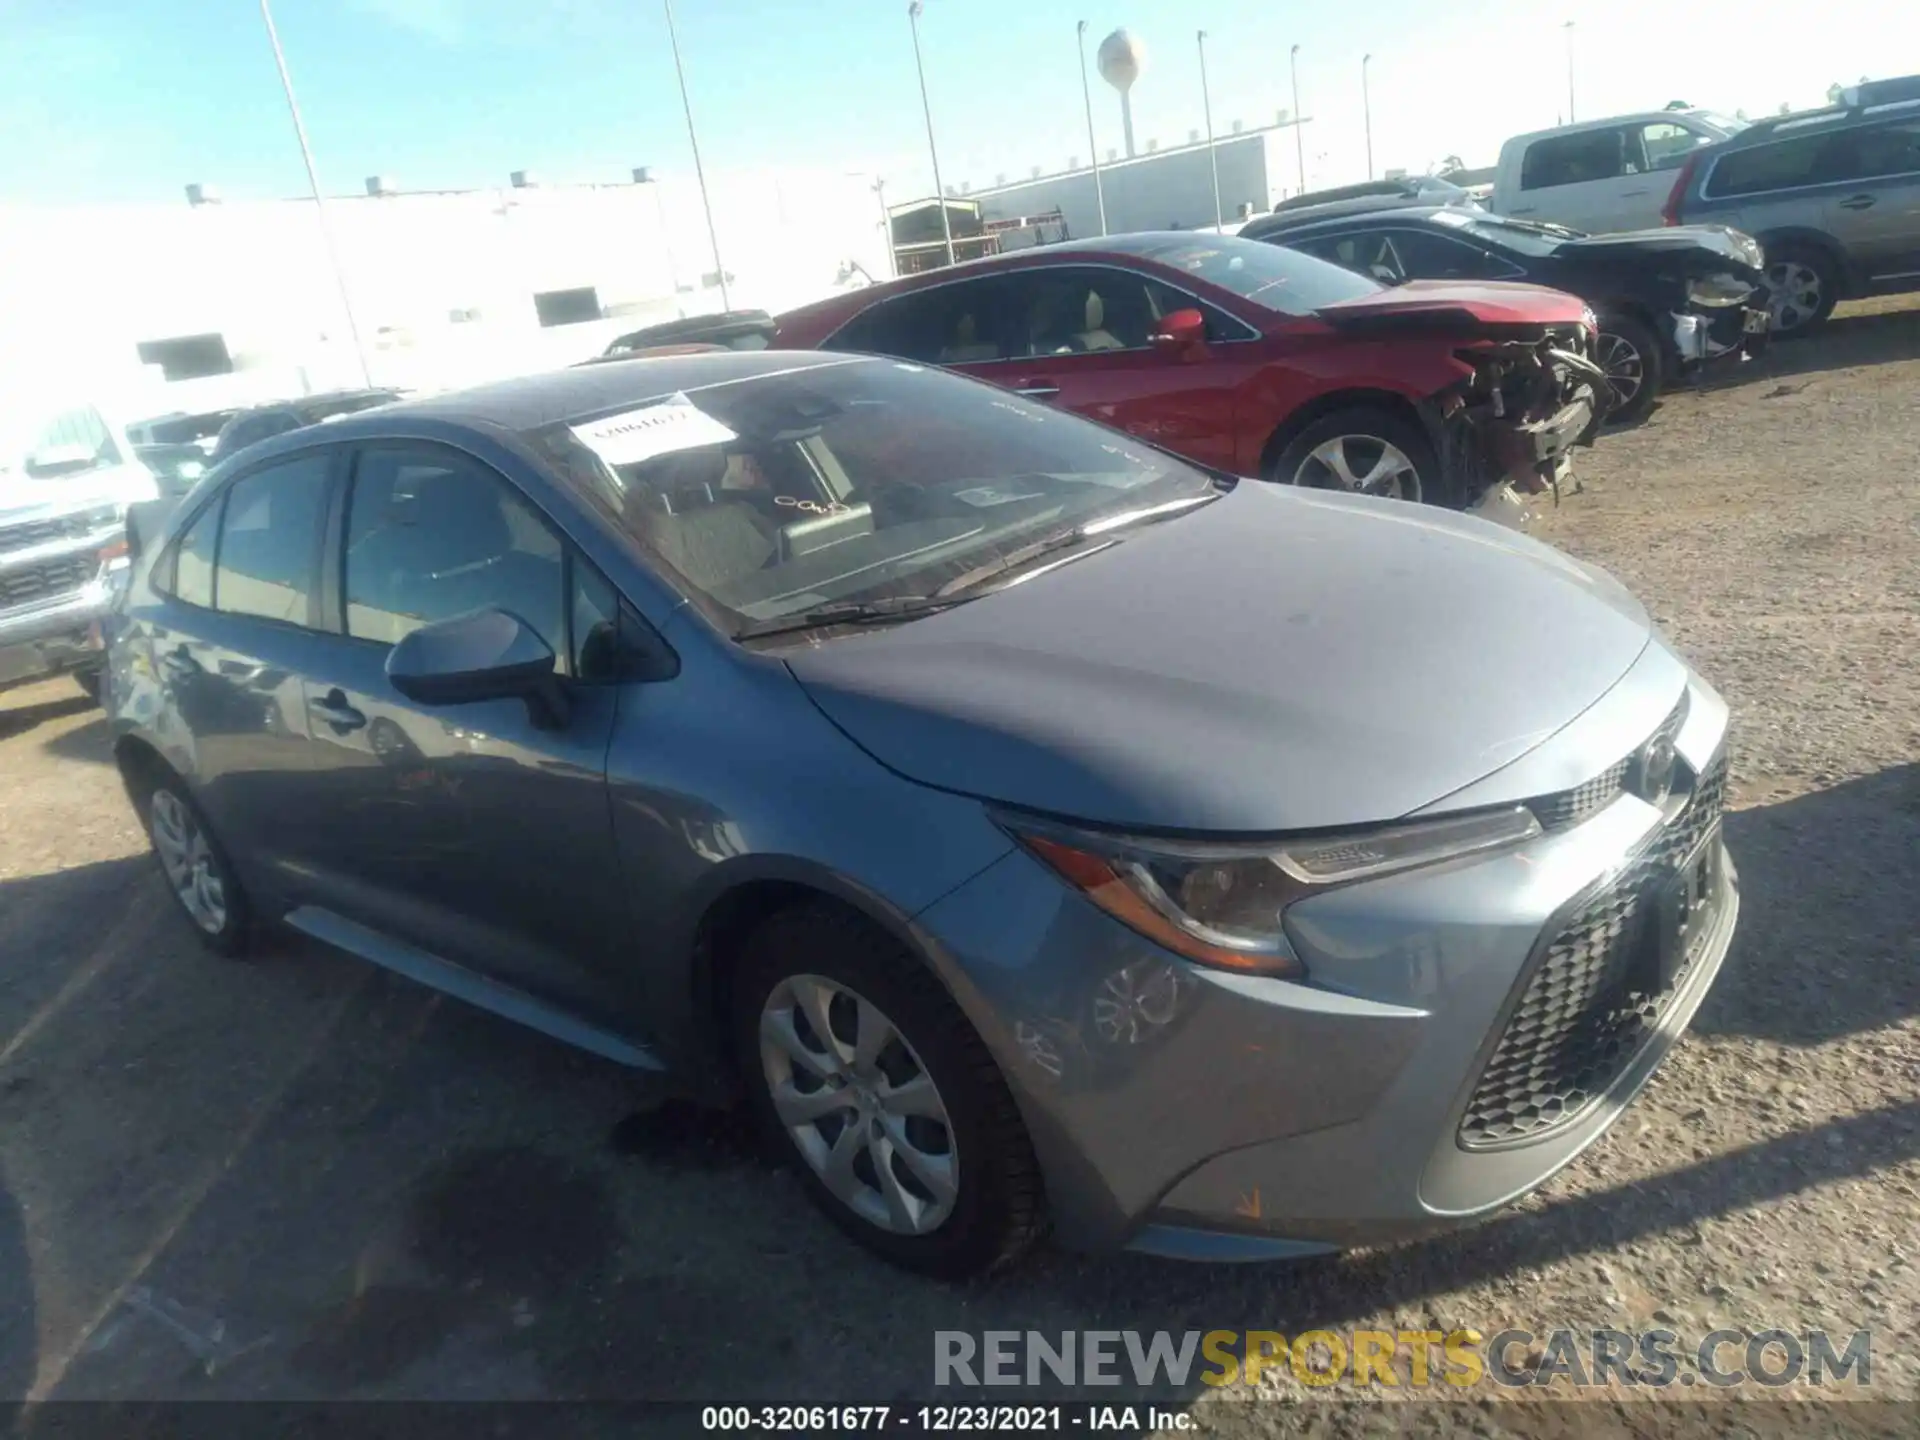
[1198,30,1221,230]
[258,0,371,388]
[1077,21,1109,236]
[908,1,956,267]
[1289,44,1306,196]
[1563,21,1577,122]
[662,0,729,310]
[1362,53,1374,180]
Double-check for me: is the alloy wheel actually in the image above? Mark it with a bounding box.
[759,973,959,1235]
[1767,261,1823,333]
[1293,435,1420,502]
[149,790,228,935]
[1596,331,1646,411]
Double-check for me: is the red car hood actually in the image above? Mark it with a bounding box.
[1316,278,1590,333]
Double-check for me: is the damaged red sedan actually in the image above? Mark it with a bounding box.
[772,232,1610,512]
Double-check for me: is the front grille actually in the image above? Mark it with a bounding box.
[1530,699,1689,832]
[0,556,97,610]
[1459,751,1728,1149]
[0,510,110,552]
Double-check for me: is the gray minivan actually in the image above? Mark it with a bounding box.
[1667,78,1920,335]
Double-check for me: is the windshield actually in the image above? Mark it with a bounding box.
[531,359,1218,633]
[1125,235,1382,315]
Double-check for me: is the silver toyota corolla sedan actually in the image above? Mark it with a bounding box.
[104,351,1739,1277]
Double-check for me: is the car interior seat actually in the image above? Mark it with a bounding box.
[939,313,1001,364]
[1074,292,1126,351]
[631,447,780,591]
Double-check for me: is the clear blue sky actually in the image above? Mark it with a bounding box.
[3,0,1903,206]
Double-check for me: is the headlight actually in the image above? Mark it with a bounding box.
[1686,274,1753,308]
[1001,806,1542,977]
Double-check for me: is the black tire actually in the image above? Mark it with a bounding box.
[731,903,1045,1278]
[141,776,254,958]
[1764,244,1839,338]
[73,669,103,706]
[1595,312,1663,426]
[1269,405,1441,506]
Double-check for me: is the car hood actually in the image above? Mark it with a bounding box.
[1551,225,1766,278]
[1313,277,1590,335]
[784,483,1653,833]
[0,462,157,525]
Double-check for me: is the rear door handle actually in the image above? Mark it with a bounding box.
[1838,194,1877,210]
[308,687,367,733]
[1012,381,1061,400]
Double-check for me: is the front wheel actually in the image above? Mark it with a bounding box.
[1269,407,1439,506]
[732,904,1045,1278]
[1595,313,1663,426]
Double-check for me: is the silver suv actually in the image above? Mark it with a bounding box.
[1,402,158,701]
[1667,77,1920,335]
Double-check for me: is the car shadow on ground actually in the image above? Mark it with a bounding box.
[0,693,93,742]
[2,767,1916,1412]
[1694,763,1918,1047]
[1690,303,1920,395]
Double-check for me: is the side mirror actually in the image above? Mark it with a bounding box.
[386,607,570,729]
[1148,308,1208,353]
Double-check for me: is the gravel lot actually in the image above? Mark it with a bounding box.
[1,300,1915,1429]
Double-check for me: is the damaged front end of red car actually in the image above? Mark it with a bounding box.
[1436,323,1613,506]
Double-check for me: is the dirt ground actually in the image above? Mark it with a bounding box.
[1,299,1915,1431]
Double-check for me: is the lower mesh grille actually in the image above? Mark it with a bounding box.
[1458,752,1728,1149]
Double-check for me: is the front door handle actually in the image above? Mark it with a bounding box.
[1012,381,1061,400]
[1838,193,1877,210]
[309,688,368,733]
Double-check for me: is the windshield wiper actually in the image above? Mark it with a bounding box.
[735,594,971,640]
[932,493,1216,600]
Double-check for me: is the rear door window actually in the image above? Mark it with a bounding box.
[213,455,332,624]
[1850,118,1920,180]
[171,498,222,609]
[1520,128,1632,190]
[823,276,1021,363]
[1708,130,1859,197]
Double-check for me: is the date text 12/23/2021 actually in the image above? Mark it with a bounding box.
[701,1406,1192,1432]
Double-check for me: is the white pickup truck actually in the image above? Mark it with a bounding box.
[1,402,158,701]
[1490,110,1747,234]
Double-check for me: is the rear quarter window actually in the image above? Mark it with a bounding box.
[1520,129,1630,190]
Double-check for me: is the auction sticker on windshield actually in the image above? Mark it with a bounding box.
[570,393,738,467]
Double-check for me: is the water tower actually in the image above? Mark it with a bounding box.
[1097,29,1147,158]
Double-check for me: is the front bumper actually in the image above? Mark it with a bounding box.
[1673,304,1771,367]
[0,585,112,690]
[915,656,1737,1256]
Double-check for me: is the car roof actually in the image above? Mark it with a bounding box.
[367,350,869,435]
[1506,109,1722,145]
[1245,200,1456,239]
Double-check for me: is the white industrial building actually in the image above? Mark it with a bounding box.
[955,119,1310,242]
[0,167,892,427]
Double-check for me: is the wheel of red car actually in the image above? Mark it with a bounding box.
[1270,407,1437,506]
[1595,313,1663,427]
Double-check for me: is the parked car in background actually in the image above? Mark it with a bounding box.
[129,408,241,498]
[1492,109,1746,234]
[1245,204,1770,424]
[1663,77,1920,336]
[107,351,1739,1276]
[1271,175,1479,214]
[595,310,777,360]
[209,388,405,466]
[2,400,157,701]
[773,233,1609,514]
